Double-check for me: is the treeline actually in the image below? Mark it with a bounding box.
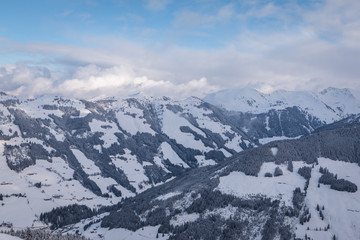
[101,187,292,240]
[319,167,357,192]
[40,202,123,230]
[40,204,95,230]
[0,228,89,240]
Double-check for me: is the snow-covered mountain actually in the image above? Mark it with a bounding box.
[50,116,360,240]
[0,88,359,239]
[0,93,253,228]
[204,87,360,123]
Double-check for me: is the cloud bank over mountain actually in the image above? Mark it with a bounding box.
[0,0,359,99]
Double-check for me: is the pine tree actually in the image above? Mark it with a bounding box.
[274,167,283,176]
[287,160,293,172]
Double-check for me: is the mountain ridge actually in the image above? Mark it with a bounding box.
[55,115,360,240]
[0,88,359,239]
[203,87,360,123]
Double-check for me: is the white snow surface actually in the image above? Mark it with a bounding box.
[0,233,23,240]
[259,135,301,145]
[295,158,360,240]
[170,213,200,227]
[217,157,360,240]
[67,218,169,240]
[111,149,150,192]
[204,87,360,123]
[270,147,278,156]
[71,149,101,175]
[156,191,182,201]
[318,87,360,115]
[89,119,119,148]
[0,142,120,229]
[160,142,189,168]
[217,162,307,206]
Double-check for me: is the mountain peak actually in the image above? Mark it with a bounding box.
[203,87,360,123]
[319,87,354,98]
[203,87,267,113]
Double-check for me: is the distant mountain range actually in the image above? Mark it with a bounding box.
[204,87,360,123]
[0,87,359,240]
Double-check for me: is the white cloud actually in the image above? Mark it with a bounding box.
[0,63,53,98]
[302,0,360,49]
[57,64,219,99]
[1,0,360,99]
[0,63,219,100]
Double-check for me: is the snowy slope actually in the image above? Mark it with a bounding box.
[0,233,22,240]
[0,92,255,231]
[72,122,360,240]
[294,158,360,240]
[203,87,270,114]
[317,87,360,115]
[204,87,360,123]
[73,158,360,240]
[0,89,359,239]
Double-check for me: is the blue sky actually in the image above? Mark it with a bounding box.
[1,0,310,48]
[0,0,360,99]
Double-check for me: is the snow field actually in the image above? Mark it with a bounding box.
[0,233,23,240]
[89,119,119,148]
[0,142,119,229]
[217,162,307,207]
[111,149,150,193]
[295,158,360,240]
[160,109,210,151]
[160,142,189,168]
[156,191,182,201]
[71,149,101,175]
[170,213,199,227]
[204,87,360,123]
[195,155,217,167]
[113,99,156,136]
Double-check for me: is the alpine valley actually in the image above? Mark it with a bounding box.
[0,87,359,240]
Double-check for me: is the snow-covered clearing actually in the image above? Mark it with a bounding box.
[89,119,119,148]
[170,213,199,227]
[217,162,306,206]
[161,110,210,151]
[156,191,182,201]
[0,142,118,229]
[114,103,155,136]
[73,220,169,240]
[111,149,150,192]
[160,142,189,168]
[259,135,301,145]
[0,233,23,240]
[71,149,101,175]
[295,158,360,240]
